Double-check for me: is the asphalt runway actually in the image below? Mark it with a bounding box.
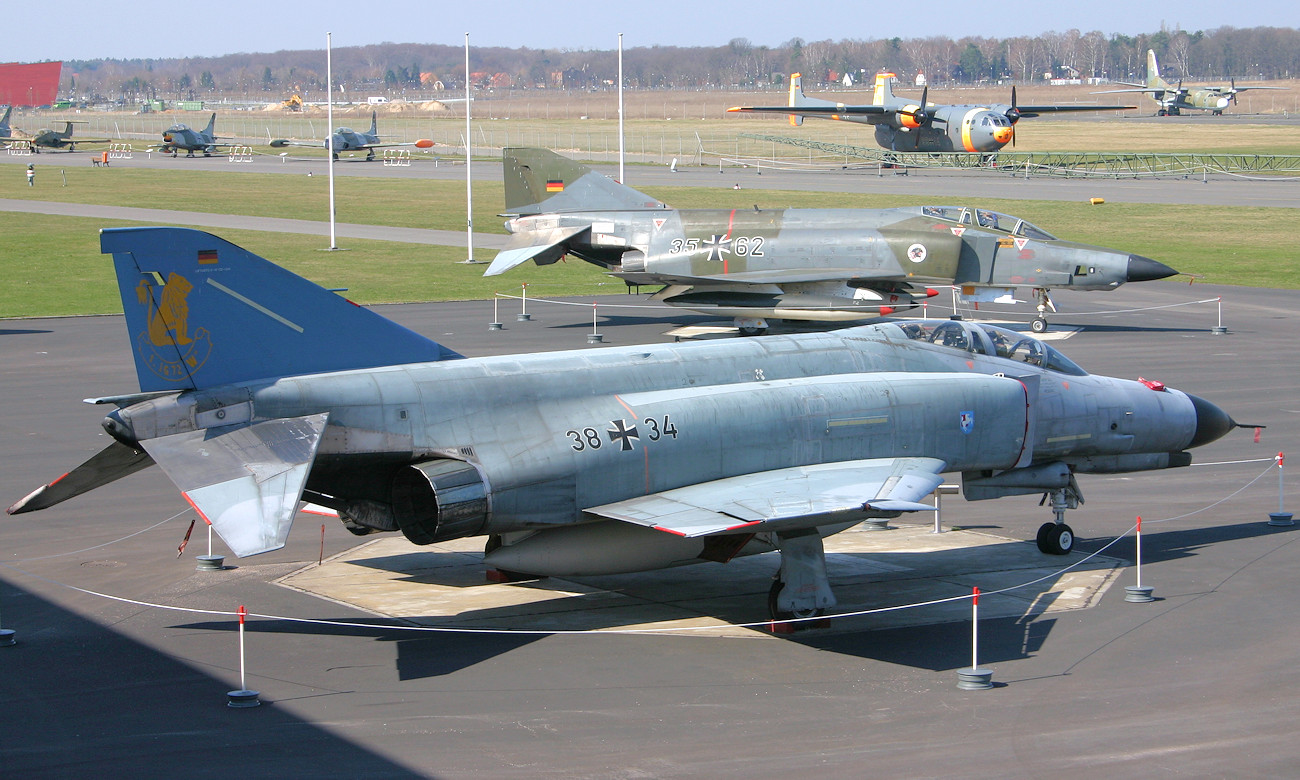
[4,146,1299,209]
[2,280,1297,777]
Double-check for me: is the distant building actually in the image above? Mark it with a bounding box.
[0,61,61,107]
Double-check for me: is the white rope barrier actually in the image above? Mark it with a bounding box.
[1,462,1285,636]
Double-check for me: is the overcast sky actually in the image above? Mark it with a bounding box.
[11,0,1296,62]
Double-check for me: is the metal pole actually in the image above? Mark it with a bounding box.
[238,605,247,691]
[971,586,980,670]
[464,33,474,263]
[326,32,337,250]
[1135,516,1142,589]
[618,33,625,184]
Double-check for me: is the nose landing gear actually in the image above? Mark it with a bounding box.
[1036,480,1083,555]
[1030,287,1057,334]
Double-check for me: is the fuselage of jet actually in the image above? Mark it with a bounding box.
[498,204,1175,320]
[97,317,1223,571]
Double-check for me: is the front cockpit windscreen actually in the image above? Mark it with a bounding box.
[890,319,1087,376]
[920,206,1057,241]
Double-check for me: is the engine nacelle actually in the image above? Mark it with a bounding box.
[391,459,489,545]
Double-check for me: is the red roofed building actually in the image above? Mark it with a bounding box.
[0,62,62,107]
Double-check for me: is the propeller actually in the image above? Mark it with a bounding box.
[1230,78,1239,104]
[1004,85,1022,125]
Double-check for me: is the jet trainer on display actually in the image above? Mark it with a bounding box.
[270,110,433,160]
[484,148,1177,334]
[727,72,1134,153]
[1093,49,1286,116]
[8,227,1245,620]
[160,113,228,157]
[0,106,111,152]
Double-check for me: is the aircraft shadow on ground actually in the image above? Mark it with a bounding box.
[170,519,1293,680]
[1075,516,1297,566]
[1057,321,1212,335]
[0,579,427,776]
[0,328,53,336]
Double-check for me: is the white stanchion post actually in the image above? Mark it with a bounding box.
[1211,296,1228,334]
[489,295,502,330]
[1125,516,1155,602]
[957,586,993,689]
[1269,452,1293,526]
[227,605,260,707]
[588,302,604,343]
[196,520,224,570]
[517,284,532,321]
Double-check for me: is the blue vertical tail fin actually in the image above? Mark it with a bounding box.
[101,227,460,393]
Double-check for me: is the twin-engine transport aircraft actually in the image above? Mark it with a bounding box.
[1094,49,1287,116]
[270,110,433,160]
[727,72,1134,152]
[8,227,1244,620]
[485,148,1177,334]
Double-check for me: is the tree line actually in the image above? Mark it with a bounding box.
[61,25,1298,104]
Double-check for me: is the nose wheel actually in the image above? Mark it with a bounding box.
[1030,288,1056,333]
[1036,482,1081,555]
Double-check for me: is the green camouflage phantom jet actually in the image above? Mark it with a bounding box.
[1094,50,1286,116]
[485,148,1177,333]
[8,227,1245,620]
[726,72,1133,152]
[0,106,111,152]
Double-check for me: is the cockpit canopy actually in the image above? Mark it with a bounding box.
[920,206,1056,241]
[889,319,1087,376]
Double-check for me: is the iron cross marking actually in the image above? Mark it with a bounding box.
[702,234,732,262]
[607,419,640,451]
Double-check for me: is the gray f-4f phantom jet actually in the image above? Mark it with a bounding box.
[9,227,1245,620]
[485,148,1176,334]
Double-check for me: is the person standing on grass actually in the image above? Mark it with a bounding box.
[26,164,35,186]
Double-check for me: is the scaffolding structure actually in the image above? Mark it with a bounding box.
[736,133,1300,178]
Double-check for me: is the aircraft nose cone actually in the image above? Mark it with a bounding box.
[1186,393,1236,448]
[1126,254,1179,282]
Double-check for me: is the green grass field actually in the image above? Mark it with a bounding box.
[1,161,1296,318]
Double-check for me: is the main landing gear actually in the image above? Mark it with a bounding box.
[1036,482,1083,555]
[734,317,769,337]
[768,530,835,623]
[1030,287,1057,334]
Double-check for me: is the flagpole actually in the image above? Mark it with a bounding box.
[618,32,625,184]
[462,32,476,263]
[326,32,338,250]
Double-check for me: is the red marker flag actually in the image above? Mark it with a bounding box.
[177,517,196,557]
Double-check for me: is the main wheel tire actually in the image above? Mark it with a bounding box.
[1045,523,1074,555]
[738,327,767,337]
[767,578,824,622]
[1031,317,1048,334]
[1035,522,1056,554]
